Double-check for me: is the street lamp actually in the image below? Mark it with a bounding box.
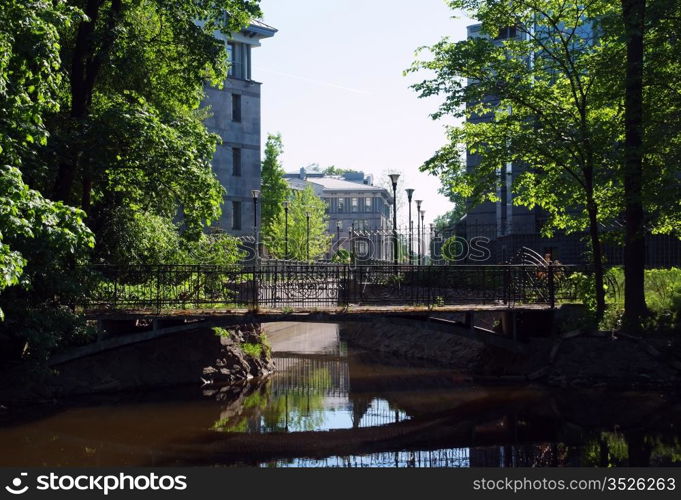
[336,220,342,251]
[283,200,289,260]
[430,223,435,264]
[406,188,414,265]
[389,173,400,265]
[415,200,422,265]
[305,211,311,261]
[251,189,260,261]
[420,209,426,265]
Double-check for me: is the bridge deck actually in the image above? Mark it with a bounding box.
[84,303,555,320]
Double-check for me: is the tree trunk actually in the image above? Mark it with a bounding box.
[52,0,122,205]
[587,197,606,319]
[621,0,648,328]
[53,0,103,203]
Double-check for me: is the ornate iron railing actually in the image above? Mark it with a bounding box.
[83,263,583,312]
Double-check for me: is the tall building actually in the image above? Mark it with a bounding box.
[463,24,537,238]
[203,20,277,236]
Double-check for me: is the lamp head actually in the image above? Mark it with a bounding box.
[251,189,260,199]
[388,173,400,188]
[283,200,289,209]
[415,199,422,210]
[405,188,414,202]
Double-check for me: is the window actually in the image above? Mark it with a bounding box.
[337,198,345,213]
[351,198,359,213]
[227,42,251,80]
[232,147,241,176]
[364,197,373,212]
[232,94,241,122]
[495,26,517,40]
[232,201,242,230]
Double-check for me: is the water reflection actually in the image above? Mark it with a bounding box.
[1,322,681,467]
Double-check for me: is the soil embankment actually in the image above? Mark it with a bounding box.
[339,318,681,389]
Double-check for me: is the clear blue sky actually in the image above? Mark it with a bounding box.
[254,0,472,226]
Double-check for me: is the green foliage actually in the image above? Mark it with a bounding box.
[433,207,466,233]
[95,208,184,266]
[183,232,245,267]
[212,327,231,338]
[241,342,262,358]
[440,235,466,263]
[332,248,352,264]
[573,267,681,332]
[320,165,361,176]
[260,133,289,232]
[0,0,77,169]
[1,305,95,361]
[408,0,623,233]
[0,0,264,361]
[265,186,332,261]
[0,166,93,316]
[86,97,225,241]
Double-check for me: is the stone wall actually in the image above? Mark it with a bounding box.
[48,324,273,398]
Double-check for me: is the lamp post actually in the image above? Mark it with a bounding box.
[415,200,422,265]
[251,189,260,261]
[406,188,414,265]
[305,211,311,261]
[420,209,426,265]
[336,220,342,251]
[389,174,400,265]
[352,222,357,261]
[283,200,289,260]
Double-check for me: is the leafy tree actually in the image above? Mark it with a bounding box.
[265,186,332,261]
[260,133,289,231]
[433,208,466,233]
[15,0,264,259]
[49,0,261,209]
[322,165,361,176]
[407,0,623,318]
[0,0,93,330]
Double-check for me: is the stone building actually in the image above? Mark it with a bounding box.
[284,169,394,260]
[203,20,277,237]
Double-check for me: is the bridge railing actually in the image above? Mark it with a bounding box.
[82,263,585,312]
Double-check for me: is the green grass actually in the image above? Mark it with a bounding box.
[565,267,681,332]
[602,267,681,332]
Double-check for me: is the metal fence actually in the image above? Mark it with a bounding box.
[84,262,583,312]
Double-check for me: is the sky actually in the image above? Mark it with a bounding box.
[253,0,473,226]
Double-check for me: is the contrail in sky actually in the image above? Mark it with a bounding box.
[254,67,371,95]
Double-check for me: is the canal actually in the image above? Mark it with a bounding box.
[1,322,681,467]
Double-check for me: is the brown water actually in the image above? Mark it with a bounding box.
[1,322,681,467]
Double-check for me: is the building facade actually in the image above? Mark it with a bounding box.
[203,20,277,237]
[284,169,394,260]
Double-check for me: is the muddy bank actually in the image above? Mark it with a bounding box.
[339,319,681,389]
[0,324,273,408]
